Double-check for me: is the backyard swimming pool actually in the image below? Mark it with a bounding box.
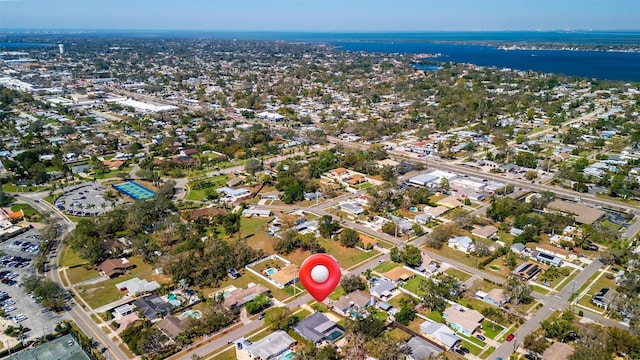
[265,268,277,276]
[276,349,295,360]
[181,310,202,320]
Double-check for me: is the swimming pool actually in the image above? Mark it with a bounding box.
[181,310,201,320]
[168,293,178,301]
[276,349,295,360]
[113,181,156,200]
[265,268,277,276]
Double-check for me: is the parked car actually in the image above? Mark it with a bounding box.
[476,334,486,341]
[459,347,470,354]
[506,333,515,342]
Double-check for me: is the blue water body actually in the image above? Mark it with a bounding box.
[332,41,640,82]
[0,42,54,48]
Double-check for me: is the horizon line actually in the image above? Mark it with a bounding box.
[2,28,640,33]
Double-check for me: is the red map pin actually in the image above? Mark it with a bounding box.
[299,254,341,302]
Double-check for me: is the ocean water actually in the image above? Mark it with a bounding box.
[333,40,640,82]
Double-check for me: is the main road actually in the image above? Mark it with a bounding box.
[14,193,131,360]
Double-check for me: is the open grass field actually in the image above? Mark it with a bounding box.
[425,244,488,270]
[373,261,402,274]
[577,271,618,312]
[284,239,377,269]
[75,257,170,309]
[60,247,89,268]
[402,276,423,295]
[210,347,237,360]
[186,175,229,201]
[67,265,100,285]
[443,267,472,282]
[10,203,39,217]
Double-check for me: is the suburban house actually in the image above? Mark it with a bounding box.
[97,258,134,278]
[535,244,574,261]
[383,267,416,283]
[542,341,575,360]
[269,265,299,288]
[116,277,160,296]
[190,207,227,221]
[443,306,484,336]
[332,290,375,317]
[414,213,432,224]
[475,288,509,307]
[510,243,526,255]
[448,236,474,254]
[223,284,270,310]
[420,321,462,349]
[157,316,187,339]
[406,336,442,360]
[592,288,617,310]
[415,253,439,274]
[472,225,499,239]
[513,261,548,281]
[369,279,396,299]
[246,330,296,360]
[533,250,563,267]
[133,294,173,320]
[217,187,251,202]
[425,205,449,218]
[292,312,343,345]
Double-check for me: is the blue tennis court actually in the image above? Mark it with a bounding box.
[113,181,156,200]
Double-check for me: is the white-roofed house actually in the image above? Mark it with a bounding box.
[448,236,474,254]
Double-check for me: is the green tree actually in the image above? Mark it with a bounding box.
[341,275,366,293]
[245,294,270,314]
[395,304,416,325]
[340,228,361,248]
[264,307,298,331]
[318,215,338,238]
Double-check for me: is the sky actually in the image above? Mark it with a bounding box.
[0,0,638,32]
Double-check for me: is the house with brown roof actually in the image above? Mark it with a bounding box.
[443,306,484,336]
[472,225,499,239]
[346,174,366,186]
[223,284,270,310]
[436,196,463,209]
[270,264,300,288]
[383,266,415,283]
[157,316,187,339]
[542,342,574,360]
[190,207,227,221]
[545,200,605,225]
[329,167,348,178]
[97,258,135,278]
[332,290,375,317]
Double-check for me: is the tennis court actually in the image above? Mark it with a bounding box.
[8,334,91,360]
[113,181,156,200]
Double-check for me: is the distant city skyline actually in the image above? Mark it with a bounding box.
[0,0,638,32]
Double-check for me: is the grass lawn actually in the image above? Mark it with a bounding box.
[285,239,377,269]
[10,203,39,217]
[402,276,423,295]
[373,261,402,274]
[530,285,550,295]
[577,271,618,312]
[443,267,472,282]
[388,328,411,342]
[479,346,496,359]
[76,257,169,309]
[186,175,229,201]
[554,268,580,291]
[329,286,346,301]
[59,247,89,268]
[425,245,487,270]
[458,331,486,347]
[67,265,100,285]
[93,167,134,180]
[202,270,293,302]
[427,310,444,323]
[2,184,49,193]
[484,257,517,279]
[481,320,504,339]
[460,339,483,355]
[211,347,237,360]
[388,293,416,308]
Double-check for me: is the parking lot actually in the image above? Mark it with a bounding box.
[54,183,125,217]
[0,228,65,342]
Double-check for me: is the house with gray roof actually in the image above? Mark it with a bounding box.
[369,279,396,299]
[407,336,442,360]
[420,321,461,349]
[246,330,296,359]
[292,312,342,345]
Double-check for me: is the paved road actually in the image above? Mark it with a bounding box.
[14,194,131,360]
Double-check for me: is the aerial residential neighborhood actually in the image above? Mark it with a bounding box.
[0,25,638,360]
